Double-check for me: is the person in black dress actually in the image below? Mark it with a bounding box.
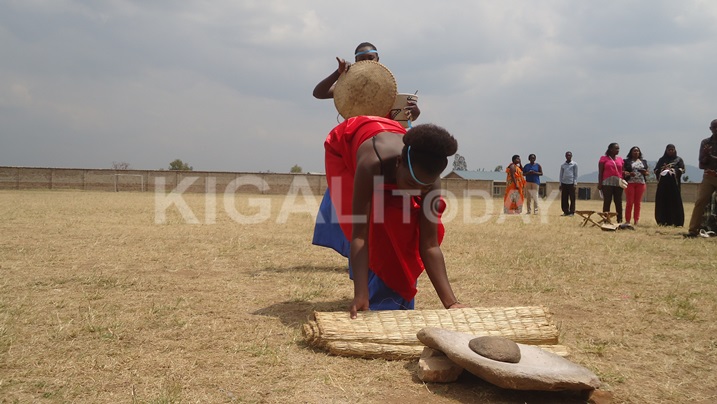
[654,144,685,226]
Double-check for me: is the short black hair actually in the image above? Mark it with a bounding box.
[402,124,458,177]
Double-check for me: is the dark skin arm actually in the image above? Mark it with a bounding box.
[699,140,710,169]
[348,135,463,318]
[313,58,422,121]
[699,137,717,175]
[405,100,421,121]
[312,57,350,99]
[348,140,376,318]
[418,188,464,310]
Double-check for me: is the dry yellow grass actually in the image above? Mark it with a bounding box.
[0,189,715,403]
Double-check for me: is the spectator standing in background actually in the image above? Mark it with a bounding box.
[623,146,649,226]
[654,144,685,226]
[598,143,625,224]
[685,119,717,237]
[504,155,527,214]
[559,151,578,216]
[523,154,542,215]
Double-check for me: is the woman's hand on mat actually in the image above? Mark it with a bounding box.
[349,297,369,319]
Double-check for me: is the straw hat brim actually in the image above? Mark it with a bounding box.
[334,60,397,119]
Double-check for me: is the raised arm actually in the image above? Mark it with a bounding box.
[312,57,350,99]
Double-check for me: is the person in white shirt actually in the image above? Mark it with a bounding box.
[559,151,578,216]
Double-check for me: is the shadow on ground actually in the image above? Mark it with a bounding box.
[252,299,351,328]
[250,264,348,276]
[404,361,594,403]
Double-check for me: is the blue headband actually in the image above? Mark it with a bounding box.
[407,145,431,186]
[354,49,378,57]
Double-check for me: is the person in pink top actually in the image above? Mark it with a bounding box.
[598,143,625,223]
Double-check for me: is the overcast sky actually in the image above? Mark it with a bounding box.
[2,1,716,179]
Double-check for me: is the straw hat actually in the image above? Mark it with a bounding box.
[334,60,397,119]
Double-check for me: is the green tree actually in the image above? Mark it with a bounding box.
[290,164,303,173]
[168,159,193,171]
[494,165,503,172]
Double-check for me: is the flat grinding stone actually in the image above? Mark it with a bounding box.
[417,327,601,391]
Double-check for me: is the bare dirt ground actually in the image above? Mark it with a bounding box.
[0,190,715,403]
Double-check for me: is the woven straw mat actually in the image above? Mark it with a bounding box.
[303,306,568,360]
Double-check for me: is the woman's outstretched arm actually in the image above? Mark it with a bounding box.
[348,142,378,318]
[418,187,465,309]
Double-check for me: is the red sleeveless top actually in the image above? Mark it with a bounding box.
[324,116,445,301]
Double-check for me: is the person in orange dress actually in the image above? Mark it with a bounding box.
[504,155,527,214]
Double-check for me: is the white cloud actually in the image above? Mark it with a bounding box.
[1,0,716,176]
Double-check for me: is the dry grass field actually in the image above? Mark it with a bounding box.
[0,189,715,403]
